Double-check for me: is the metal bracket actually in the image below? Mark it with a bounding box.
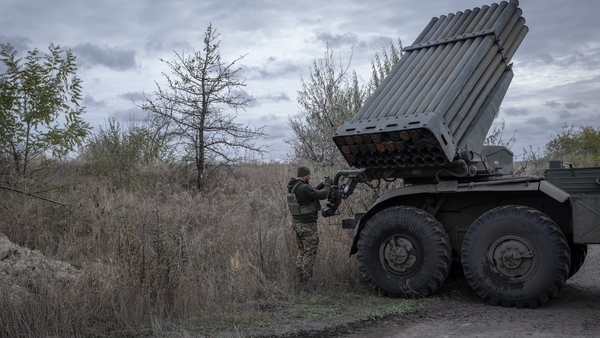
[403,28,510,66]
[403,29,497,51]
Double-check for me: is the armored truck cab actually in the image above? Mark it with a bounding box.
[325,0,600,308]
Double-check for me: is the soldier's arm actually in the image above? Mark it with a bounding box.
[303,184,330,200]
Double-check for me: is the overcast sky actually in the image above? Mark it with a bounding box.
[2,0,599,161]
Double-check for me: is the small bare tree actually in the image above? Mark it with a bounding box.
[287,40,402,167]
[140,23,266,189]
[287,47,364,167]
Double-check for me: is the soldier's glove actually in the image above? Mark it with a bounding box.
[324,177,333,187]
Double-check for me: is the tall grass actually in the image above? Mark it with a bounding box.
[0,161,372,336]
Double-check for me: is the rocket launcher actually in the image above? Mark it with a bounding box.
[332,0,528,182]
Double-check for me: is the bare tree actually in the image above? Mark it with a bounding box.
[287,47,364,167]
[140,23,266,189]
[287,40,402,167]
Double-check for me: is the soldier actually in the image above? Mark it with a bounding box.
[287,165,332,286]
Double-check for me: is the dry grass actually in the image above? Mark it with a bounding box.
[0,161,378,336]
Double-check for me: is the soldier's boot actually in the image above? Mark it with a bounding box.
[300,273,316,292]
[296,269,306,289]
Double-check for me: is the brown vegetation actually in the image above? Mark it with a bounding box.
[0,161,379,336]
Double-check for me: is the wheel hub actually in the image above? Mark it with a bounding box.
[382,237,417,272]
[489,236,536,280]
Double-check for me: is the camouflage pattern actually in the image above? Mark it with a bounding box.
[292,221,319,283]
[287,170,330,285]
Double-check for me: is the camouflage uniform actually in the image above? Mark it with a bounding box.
[287,166,331,284]
[291,221,319,284]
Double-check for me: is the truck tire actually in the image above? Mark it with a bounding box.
[461,205,570,308]
[357,206,451,298]
[568,242,587,278]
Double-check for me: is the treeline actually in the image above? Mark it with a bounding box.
[517,125,600,175]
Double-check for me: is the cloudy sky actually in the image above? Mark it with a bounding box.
[2,0,599,160]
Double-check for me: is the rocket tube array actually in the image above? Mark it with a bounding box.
[333,128,447,169]
[335,0,528,170]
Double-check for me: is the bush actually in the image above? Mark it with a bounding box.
[516,125,600,175]
[81,118,166,186]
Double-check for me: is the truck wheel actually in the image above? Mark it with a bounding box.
[461,205,570,308]
[568,242,587,278]
[357,206,451,298]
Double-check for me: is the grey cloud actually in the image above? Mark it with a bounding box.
[145,39,163,53]
[145,38,192,53]
[0,36,31,54]
[567,113,600,127]
[0,37,36,73]
[266,127,289,140]
[533,49,599,69]
[545,101,560,108]
[367,36,400,51]
[564,50,599,69]
[119,92,146,102]
[229,91,291,112]
[558,110,574,118]
[262,92,291,103]
[231,89,259,108]
[246,101,261,109]
[504,107,530,116]
[83,94,106,108]
[527,116,549,125]
[316,32,365,49]
[240,58,299,81]
[535,52,555,65]
[258,114,278,123]
[261,117,290,139]
[111,107,147,121]
[71,43,137,71]
[564,101,586,109]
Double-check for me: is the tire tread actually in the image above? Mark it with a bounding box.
[461,205,570,308]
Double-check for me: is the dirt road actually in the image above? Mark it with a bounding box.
[337,245,600,338]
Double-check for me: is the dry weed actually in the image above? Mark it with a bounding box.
[0,161,372,336]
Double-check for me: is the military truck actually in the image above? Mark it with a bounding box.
[322,0,600,308]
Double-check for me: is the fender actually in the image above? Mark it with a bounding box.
[349,177,570,255]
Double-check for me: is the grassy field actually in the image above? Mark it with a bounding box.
[0,160,410,337]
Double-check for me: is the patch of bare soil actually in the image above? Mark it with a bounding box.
[0,233,80,301]
[332,245,600,338]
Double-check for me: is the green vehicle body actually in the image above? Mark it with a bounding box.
[324,0,600,307]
